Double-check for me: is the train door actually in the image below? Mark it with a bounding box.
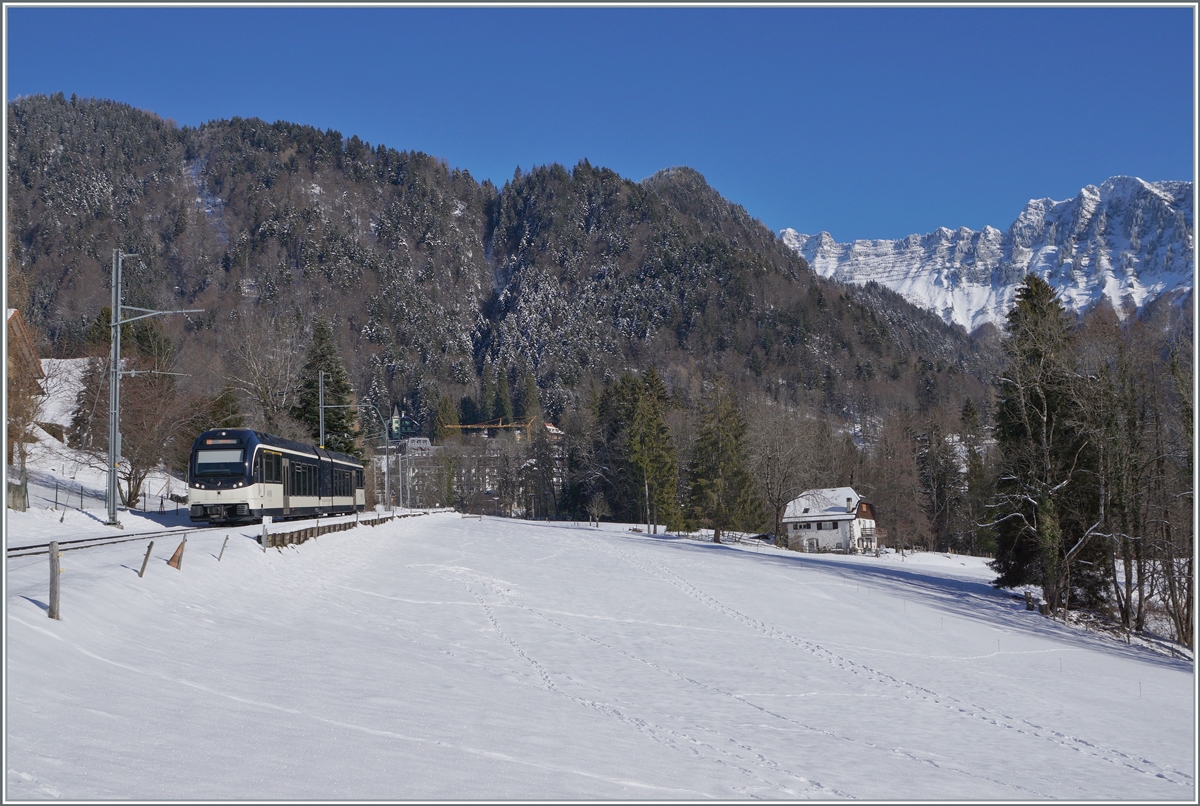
[282,456,291,515]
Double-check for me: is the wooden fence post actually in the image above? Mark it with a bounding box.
[48,541,61,620]
[218,535,229,562]
[139,541,155,578]
[167,537,187,570]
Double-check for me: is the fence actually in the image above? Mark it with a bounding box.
[259,510,428,549]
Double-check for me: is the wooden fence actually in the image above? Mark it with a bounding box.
[259,511,427,549]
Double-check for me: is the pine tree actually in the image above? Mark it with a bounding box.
[518,368,542,424]
[959,398,997,556]
[687,380,758,542]
[629,385,678,533]
[433,394,460,442]
[591,373,646,524]
[494,367,514,423]
[364,356,392,429]
[990,275,1087,613]
[207,385,245,430]
[479,361,496,424]
[293,319,361,456]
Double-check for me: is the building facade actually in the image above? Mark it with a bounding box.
[781,487,880,553]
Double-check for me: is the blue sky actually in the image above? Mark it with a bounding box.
[5,5,1195,242]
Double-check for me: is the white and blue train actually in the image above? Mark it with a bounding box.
[187,428,365,524]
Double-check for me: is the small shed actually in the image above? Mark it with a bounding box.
[781,487,879,553]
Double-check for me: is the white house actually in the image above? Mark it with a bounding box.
[781,487,880,553]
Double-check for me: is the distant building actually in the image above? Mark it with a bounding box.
[388,403,419,441]
[781,487,882,553]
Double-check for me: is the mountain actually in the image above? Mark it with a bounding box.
[781,177,1194,333]
[7,93,996,432]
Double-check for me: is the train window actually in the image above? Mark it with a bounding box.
[195,448,244,476]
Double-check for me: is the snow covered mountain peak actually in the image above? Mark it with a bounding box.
[782,177,1193,332]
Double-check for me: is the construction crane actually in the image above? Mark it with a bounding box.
[444,417,539,439]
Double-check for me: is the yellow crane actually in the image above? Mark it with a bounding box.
[443,417,537,431]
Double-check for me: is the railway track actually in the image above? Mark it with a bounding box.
[5,526,230,559]
[5,510,415,560]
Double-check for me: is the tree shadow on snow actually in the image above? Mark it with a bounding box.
[634,536,1193,672]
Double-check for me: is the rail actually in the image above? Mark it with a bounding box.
[7,509,441,559]
[6,525,228,558]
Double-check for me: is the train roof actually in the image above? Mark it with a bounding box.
[193,428,362,466]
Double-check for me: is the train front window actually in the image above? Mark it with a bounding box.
[195,448,245,476]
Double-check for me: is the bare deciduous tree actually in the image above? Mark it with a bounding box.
[222,311,309,439]
[745,401,827,547]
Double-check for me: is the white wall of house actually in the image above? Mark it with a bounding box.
[781,487,877,553]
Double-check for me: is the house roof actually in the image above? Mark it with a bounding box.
[782,487,867,522]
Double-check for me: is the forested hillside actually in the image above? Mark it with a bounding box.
[8,93,992,425]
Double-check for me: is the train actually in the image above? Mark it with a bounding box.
[187,428,365,525]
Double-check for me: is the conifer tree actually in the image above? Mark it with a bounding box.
[959,398,997,556]
[293,319,361,456]
[630,385,678,533]
[519,368,542,424]
[206,385,245,430]
[990,275,1086,613]
[687,379,758,542]
[494,367,514,423]
[433,394,460,442]
[479,361,496,424]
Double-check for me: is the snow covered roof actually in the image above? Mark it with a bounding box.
[782,487,866,522]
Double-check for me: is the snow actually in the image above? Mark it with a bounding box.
[37,358,89,431]
[5,514,1194,798]
[782,176,1194,332]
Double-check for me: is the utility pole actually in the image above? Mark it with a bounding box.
[322,402,387,512]
[318,371,326,450]
[106,248,202,527]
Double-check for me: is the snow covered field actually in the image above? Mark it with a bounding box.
[5,503,1194,800]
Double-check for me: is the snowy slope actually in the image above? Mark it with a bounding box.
[782,176,1194,332]
[5,506,1194,799]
